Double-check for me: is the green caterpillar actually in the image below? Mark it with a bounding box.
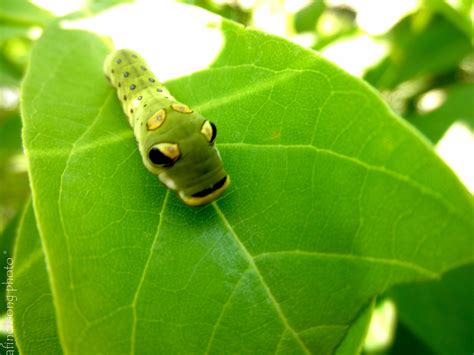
[104,49,229,206]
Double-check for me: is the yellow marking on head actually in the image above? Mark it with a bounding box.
[159,143,180,161]
[201,121,217,144]
[148,143,181,166]
[146,109,167,131]
[201,121,215,143]
[171,103,193,114]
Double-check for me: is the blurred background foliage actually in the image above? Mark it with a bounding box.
[0,0,472,353]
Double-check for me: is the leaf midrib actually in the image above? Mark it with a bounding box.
[212,203,312,354]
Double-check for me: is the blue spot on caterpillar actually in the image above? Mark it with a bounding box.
[104,49,230,206]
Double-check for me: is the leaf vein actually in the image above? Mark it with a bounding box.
[254,251,438,279]
[130,190,169,355]
[217,143,470,226]
[57,91,115,340]
[204,270,249,354]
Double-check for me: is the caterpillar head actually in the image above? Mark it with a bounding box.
[142,107,229,206]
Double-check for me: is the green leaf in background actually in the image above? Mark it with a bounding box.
[60,0,137,21]
[0,113,21,157]
[18,3,474,353]
[178,0,251,25]
[0,113,29,230]
[83,0,135,15]
[294,0,326,33]
[0,0,53,27]
[424,0,472,38]
[0,53,22,86]
[389,321,434,355]
[0,24,34,42]
[390,263,474,354]
[11,201,61,354]
[408,83,474,143]
[365,12,471,90]
[2,36,35,75]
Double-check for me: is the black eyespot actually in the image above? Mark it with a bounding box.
[116,59,122,64]
[157,88,163,92]
[149,78,155,82]
[141,66,147,71]
[138,96,142,100]
[124,72,129,77]
[148,147,174,166]
[130,84,136,90]
[209,122,217,143]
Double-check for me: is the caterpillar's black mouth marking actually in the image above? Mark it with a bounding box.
[192,176,228,198]
[178,175,230,206]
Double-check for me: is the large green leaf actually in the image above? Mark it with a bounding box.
[19,3,473,353]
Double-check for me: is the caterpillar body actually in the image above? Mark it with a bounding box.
[104,49,229,206]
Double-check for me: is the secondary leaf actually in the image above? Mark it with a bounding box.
[424,0,472,37]
[294,0,326,33]
[335,298,374,354]
[0,24,33,42]
[12,201,61,354]
[0,211,19,313]
[408,83,474,143]
[390,263,474,354]
[0,113,29,229]
[0,0,53,27]
[365,12,471,89]
[19,3,473,353]
[389,322,434,355]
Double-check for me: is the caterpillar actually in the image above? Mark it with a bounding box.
[104,49,229,206]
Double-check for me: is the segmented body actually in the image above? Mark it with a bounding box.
[104,49,229,206]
